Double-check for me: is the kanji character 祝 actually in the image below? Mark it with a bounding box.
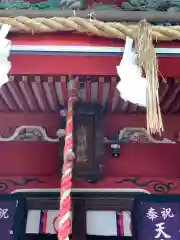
[161,208,174,220]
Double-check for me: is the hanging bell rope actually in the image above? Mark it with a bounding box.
[58,79,79,240]
[134,20,164,136]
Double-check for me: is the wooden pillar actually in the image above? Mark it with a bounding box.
[72,200,86,240]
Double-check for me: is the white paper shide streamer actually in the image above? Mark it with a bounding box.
[116,37,147,107]
[0,24,11,87]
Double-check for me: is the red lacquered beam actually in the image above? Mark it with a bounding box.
[58,79,78,240]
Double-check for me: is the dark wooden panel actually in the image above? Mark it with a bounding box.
[25,235,57,240]
[73,102,105,182]
[85,198,133,211]
[25,192,139,211]
[27,198,59,210]
[72,200,86,240]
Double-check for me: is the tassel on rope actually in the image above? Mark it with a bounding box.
[58,79,79,240]
[134,20,164,136]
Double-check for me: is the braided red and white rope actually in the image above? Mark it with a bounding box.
[58,80,78,240]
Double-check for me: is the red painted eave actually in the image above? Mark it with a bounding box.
[0,77,180,113]
[9,33,180,48]
[10,33,122,47]
[1,33,180,114]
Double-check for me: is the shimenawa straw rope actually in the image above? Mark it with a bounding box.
[1,16,180,41]
[134,20,163,135]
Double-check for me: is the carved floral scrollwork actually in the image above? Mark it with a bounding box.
[0,182,8,192]
[0,126,59,142]
[118,128,176,144]
[0,0,81,10]
[115,177,180,194]
[0,177,49,192]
